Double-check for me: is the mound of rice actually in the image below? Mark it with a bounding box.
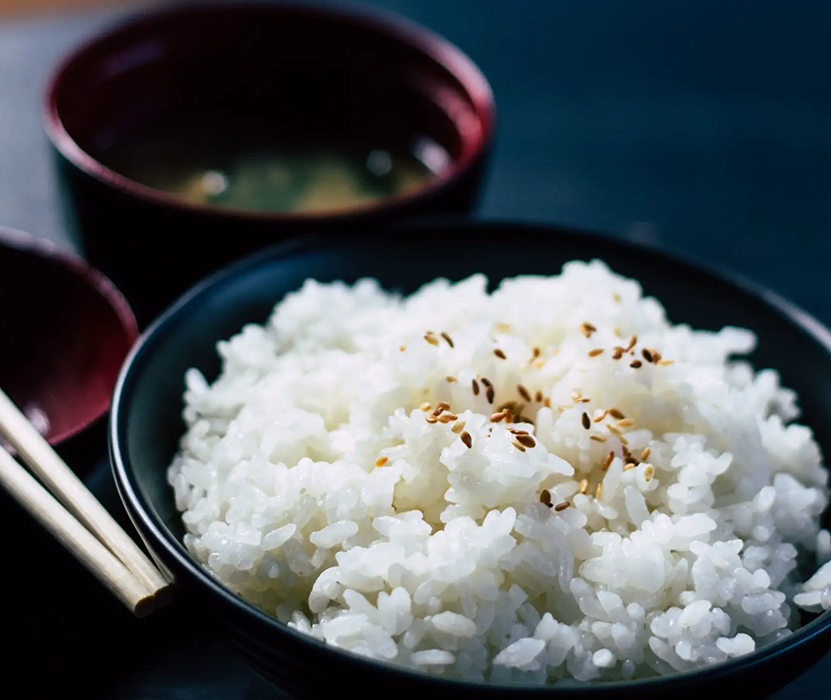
[169,261,831,683]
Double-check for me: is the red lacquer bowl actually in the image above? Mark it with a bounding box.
[0,227,138,446]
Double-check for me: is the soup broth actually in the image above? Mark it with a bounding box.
[98,115,445,214]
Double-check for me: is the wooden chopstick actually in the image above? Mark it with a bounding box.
[0,388,172,605]
[0,445,155,616]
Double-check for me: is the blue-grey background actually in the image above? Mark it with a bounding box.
[0,0,829,697]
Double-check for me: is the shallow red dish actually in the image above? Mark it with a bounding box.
[0,227,138,446]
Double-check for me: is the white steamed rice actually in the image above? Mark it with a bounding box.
[168,260,831,683]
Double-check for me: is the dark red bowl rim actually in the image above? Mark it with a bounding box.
[0,227,139,445]
[43,0,496,222]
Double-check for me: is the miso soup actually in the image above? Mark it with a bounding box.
[98,114,447,214]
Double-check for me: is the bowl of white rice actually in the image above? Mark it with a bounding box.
[110,222,831,699]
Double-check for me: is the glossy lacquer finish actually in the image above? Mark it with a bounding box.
[44,1,495,326]
[111,223,831,700]
[0,227,137,452]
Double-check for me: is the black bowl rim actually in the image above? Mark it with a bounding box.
[0,226,139,446]
[111,220,831,692]
[43,0,496,223]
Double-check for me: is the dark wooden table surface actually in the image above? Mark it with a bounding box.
[1,1,829,697]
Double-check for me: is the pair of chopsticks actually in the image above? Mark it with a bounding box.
[0,387,172,617]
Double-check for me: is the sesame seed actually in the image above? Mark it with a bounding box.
[658,359,674,366]
[544,397,552,408]
[640,446,651,461]
[593,409,609,423]
[554,501,570,512]
[540,489,552,506]
[579,478,590,494]
[595,483,604,500]
[419,402,432,412]
[651,351,663,363]
[613,292,622,302]
[612,326,622,338]
[461,431,472,448]
[452,421,466,435]
[641,348,654,362]
[481,378,493,388]
[616,419,634,428]
[400,345,406,352]
[438,413,458,423]
[532,346,542,359]
[643,464,655,481]
[533,358,547,369]
[608,408,625,420]
[603,451,614,471]
[490,411,506,423]
[425,333,439,346]
[580,322,597,338]
[612,348,624,360]
[590,434,607,443]
[497,400,517,412]
[441,332,455,348]
[576,397,591,404]
[493,348,507,360]
[516,434,536,448]
[472,379,480,396]
[446,375,457,383]
[375,456,388,467]
[630,360,642,369]
[512,439,527,452]
[623,462,636,471]
[486,386,495,404]
[434,401,450,414]
[607,426,629,445]
[588,348,604,357]
[425,414,438,424]
[581,412,591,429]
[626,334,638,351]
[517,384,532,402]
[535,390,543,403]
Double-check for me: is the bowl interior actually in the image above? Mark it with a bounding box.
[114,222,831,685]
[0,229,137,445]
[49,2,491,211]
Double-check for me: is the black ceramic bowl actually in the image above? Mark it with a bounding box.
[111,222,831,699]
[45,0,495,326]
